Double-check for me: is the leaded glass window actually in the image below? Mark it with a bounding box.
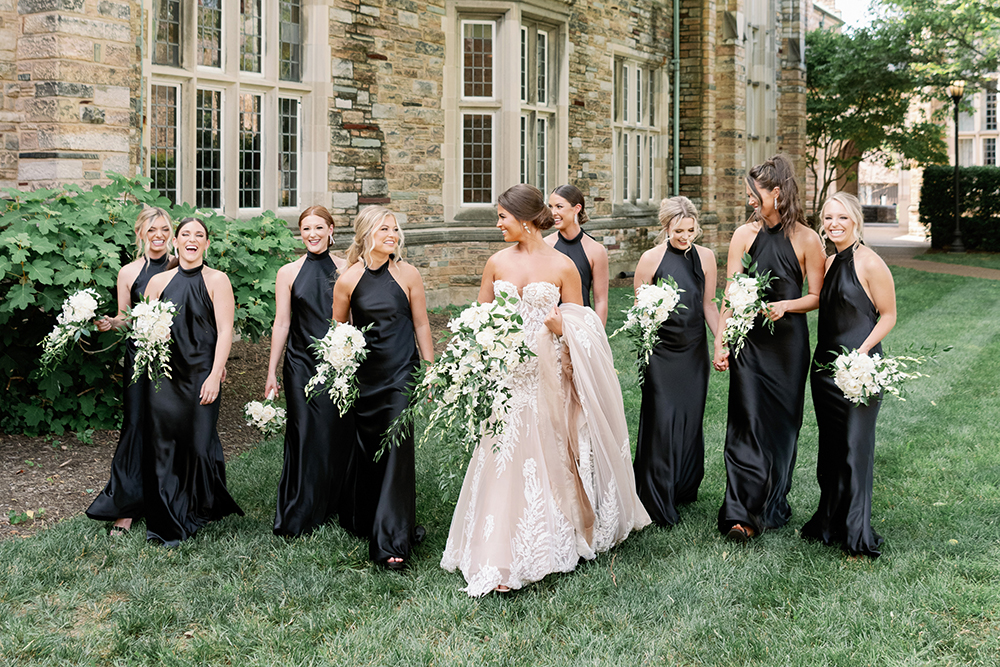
[279,98,300,207]
[195,89,223,209]
[153,0,181,67]
[239,93,262,208]
[279,0,302,82]
[150,84,179,204]
[463,113,493,204]
[240,0,262,73]
[198,0,222,68]
[462,21,494,99]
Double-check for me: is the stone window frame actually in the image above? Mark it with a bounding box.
[143,0,331,221]
[611,49,664,209]
[745,0,777,170]
[519,19,557,193]
[984,91,997,132]
[444,0,569,222]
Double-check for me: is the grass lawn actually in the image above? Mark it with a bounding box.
[916,251,1000,271]
[2,267,999,666]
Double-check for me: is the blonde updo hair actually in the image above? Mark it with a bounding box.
[134,206,173,259]
[498,184,555,230]
[821,192,865,244]
[655,196,701,245]
[551,184,589,225]
[347,206,404,266]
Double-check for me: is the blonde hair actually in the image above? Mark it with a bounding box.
[134,206,173,259]
[655,196,701,245]
[821,192,865,244]
[347,206,404,265]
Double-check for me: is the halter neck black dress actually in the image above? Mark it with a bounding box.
[633,243,709,526]
[554,229,593,308]
[801,244,884,557]
[143,264,243,545]
[273,252,354,537]
[718,223,810,535]
[86,254,170,522]
[338,260,420,562]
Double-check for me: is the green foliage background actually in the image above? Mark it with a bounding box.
[919,165,1000,251]
[0,174,299,435]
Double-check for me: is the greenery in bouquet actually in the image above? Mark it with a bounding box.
[819,346,931,406]
[38,288,109,373]
[610,277,685,384]
[720,253,775,358]
[244,394,287,438]
[126,297,178,389]
[305,320,370,416]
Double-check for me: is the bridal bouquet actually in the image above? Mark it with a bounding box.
[821,348,927,406]
[305,321,370,416]
[127,297,178,388]
[382,289,533,459]
[244,393,287,437]
[610,277,686,383]
[39,288,107,372]
[720,253,775,358]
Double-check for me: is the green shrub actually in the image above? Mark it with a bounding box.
[920,165,1000,250]
[0,174,299,435]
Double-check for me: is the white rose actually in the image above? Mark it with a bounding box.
[247,402,265,421]
[261,404,277,421]
[150,321,172,343]
[475,327,496,349]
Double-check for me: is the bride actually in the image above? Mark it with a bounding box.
[441,184,650,596]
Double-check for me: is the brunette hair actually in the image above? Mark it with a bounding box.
[498,184,555,230]
[821,191,865,244]
[346,206,404,266]
[133,206,173,259]
[746,154,806,235]
[655,196,701,245]
[551,184,589,225]
[175,216,209,236]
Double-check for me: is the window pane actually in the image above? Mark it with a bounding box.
[241,0,262,73]
[536,116,547,191]
[986,91,997,131]
[537,31,548,105]
[195,89,222,208]
[520,115,528,183]
[463,22,494,98]
[279,98,299,207]
[280,0,302,81]
[985,138,996,166]
[647,135,654,199]
[198,0,222,68]
[636,68,642,125]
[520,27,527,103]
[153,0,180,66]
[622,131,629,200]
[623,64,629,123]
[635,134,641,200]
[648,70,656,126]
[613,61,621,123]
[239,93,263,208]
[958,138,973,165]
[462,113,493,203]
[150,85,178,204]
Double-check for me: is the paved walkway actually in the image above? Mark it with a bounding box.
[864,225,1000,281]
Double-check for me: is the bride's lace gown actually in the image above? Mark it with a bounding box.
[441,281,650,596]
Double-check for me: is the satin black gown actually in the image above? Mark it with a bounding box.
[87,255,170,522]
[339,261,420,562]
[801,245,884,557]
[143,264,244,545]
[273,252,354,537]
[718,223,810,535]
[633,244,709,526]
[554,230,593,308]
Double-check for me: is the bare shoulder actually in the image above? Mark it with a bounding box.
[855,244,891,276]
[730,222,759,246]
[277,255,305,280]
[202,266,232,288]
[337,260,366,290]
[543,232,558,247]
[695,244,716,264]
[639,243,667,267]
[395,259,425,284]
[145,268,176,296]
[119,258,144,284]
[582,233,608,259]
[331,253,348,271]
[793,222,824,247]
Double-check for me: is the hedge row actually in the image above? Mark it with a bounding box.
[0,174,300,435]
[920,165,1000,251]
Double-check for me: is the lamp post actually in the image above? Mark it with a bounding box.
[948,80,966,253]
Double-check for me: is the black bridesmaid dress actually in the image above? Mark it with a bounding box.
[633,244,709,526]
[273,252,354,537]
[718,223,810,535]
[554,229,593,308]
[801,244,884,557]
[338,260,420,562]
[143,264,243,545]
[87,254,170,522]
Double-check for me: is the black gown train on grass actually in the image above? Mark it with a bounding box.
[338,261,420,562]
[273,252,354,537]
[143,264,243,545]
[801,244,884,557]
[86,254,170,522]
[554,229,593,308]
[633,244,709,526]
[718,224,810,535]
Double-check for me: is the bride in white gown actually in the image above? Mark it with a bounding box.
[441,184,651,596]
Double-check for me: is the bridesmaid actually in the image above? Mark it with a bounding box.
[546,184,610,325]
[332,206,433,568]
[631,196,719,526]
[801,192,896,558]
[713,154,826,542]
[264,206,353,537]
[142,217,244,545]
[87,206,176,535]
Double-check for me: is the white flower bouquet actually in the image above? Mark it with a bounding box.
[39,288,107,372]
[381,289,534,459]
[720,253,776,358]
[127,297,178,388]
[821,347,927,406]
[244,393,287,437]
[305,320,370,416]
[610,277,686,384]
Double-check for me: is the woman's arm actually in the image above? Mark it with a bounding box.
[476,256,497,304]
[201,272,235,406]
[545,263,584,337]
[857,250,897,355]
[699,245,721,338]
[403,264,435,363]
[764,228,825,321]
[588,241,610,326]
[633,247,659,293]
[97,262,140,331]
[713,224,753,370]
[332,266,358,324]
[264,262,295,399]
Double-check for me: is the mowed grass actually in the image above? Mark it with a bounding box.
[916,251,1000,271]
[2,267,999,666]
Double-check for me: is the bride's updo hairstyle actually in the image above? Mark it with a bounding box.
[347,205,405,266]
[551,184,589,225]
[134,206,174,258]
[498,184,555,230]
[746,153,807,236]
[655,196,700,245]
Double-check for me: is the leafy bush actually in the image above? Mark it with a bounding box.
[920,165,1000,251]
[0,174,299,435]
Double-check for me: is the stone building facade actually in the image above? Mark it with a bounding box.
[2,0,808,306]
